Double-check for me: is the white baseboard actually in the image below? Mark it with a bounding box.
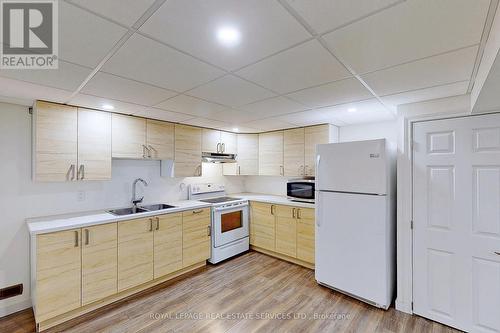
[0,299,32,318]
[395,299,413,314]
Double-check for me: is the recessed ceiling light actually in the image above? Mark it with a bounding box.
[102,104,114,111]
[216,26,241,47]
[348,108,357,113]
[232,127,239,132]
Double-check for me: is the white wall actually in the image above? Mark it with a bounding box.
[0,102,245,316]
[243,176,289,195]
[339,120,398,145]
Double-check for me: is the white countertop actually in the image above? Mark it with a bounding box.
[27,200,212,235]
[234,193,315,208]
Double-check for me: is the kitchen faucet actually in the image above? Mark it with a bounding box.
[132,178,148,207]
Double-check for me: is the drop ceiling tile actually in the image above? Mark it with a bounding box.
[67,0,156,27]
[186,75,275,107]
[220,125,260,133]
[155,94,234,119]
[81,72,177,106]
[319,99,395,125]
[183,117,232,130]
[139,0,311,71]
[242,118,296,131]
[236,40,351,94]
[102,34,225,91]
[59,2,128,68]
[362,46,478,96]
[287,77,373,108]
[69,93,146,114]
[239,96,308,121]
[274,109,341,127]
[133,108,195,123]
[285,0,400,34]
[0,60,92,91]
[381,81,469,107]
[0,77,74,104]
[323,0,489,74]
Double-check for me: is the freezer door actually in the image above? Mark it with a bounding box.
[316,139,387,195]
[315,191,394,308]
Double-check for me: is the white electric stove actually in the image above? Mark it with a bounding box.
[189,183,249,264]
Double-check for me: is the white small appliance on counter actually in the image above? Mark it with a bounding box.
[315,139,396,309]
[189,183,249,264]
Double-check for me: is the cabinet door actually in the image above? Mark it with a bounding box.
[182,209,210,267]
[296,208,315,264]
[146,120,174,160]
[237,134,259,175]
[304,125,330,176]
[284,128,305,177]
[36,229,81,322]
[275,205,297,257]
[81,223,117,305]
[78,108,112,180]
[220,131,237,154]
[259,131,284,176]
[250,202,276,251]
[154,213,183,278]
[202,129,221,153]
[112,114,146,159]
[117,218,154,291]
[175,124,202,177]
[34,101,78,182]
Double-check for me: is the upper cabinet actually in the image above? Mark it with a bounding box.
[146,120,174,160]
[259,131,284,176]
[175,124,202,177]
[33,101,111,182]
[304,124,337,176]
[202,129,237,154]
[224,133,259,176]
[284,128,305,177]
[112,114,146,159]
[34,101,78,182]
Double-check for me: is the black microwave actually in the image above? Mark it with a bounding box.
[287,179,315,203]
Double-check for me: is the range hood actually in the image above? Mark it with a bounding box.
[202,152,237,163]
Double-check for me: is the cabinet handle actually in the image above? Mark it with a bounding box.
[304,165,309,176]
[297,209,302,219]
[69,164,76,181]
[149,218,153,232]
[222,143,225,153]
[292,208,296,218]
[148,145,156,158]
[74,230,79,247]
[77,164,85,180]
[216,143,221,153]
[271,205,275,215]
[85,229,90,245]
[193,209,203,214]
[142,145,151,159]
[280,165,284,176]
[238,166,241,175]
[156,217,160,231]
[207,225,211,236]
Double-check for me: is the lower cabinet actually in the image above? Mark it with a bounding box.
[33,209,211,330]
[117,218,154,292]
[182,208,211,267]
[249,202,315,267]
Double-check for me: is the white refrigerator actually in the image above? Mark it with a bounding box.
[315,139,396,309]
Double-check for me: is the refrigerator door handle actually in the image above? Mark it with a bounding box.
[316,193,320,227]
[316,154,321,185]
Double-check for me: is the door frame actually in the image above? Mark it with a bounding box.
[395,95,472,314]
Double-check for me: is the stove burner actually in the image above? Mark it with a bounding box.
[199,197,242,204]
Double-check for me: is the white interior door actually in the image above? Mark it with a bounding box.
[413,114,500,332]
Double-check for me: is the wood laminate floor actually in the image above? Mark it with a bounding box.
[1,251,461,333]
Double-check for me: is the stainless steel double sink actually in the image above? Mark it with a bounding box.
[108,204,176,216]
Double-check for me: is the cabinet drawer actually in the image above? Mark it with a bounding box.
[297,207,314,220]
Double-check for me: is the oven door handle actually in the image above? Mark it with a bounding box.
[213,204,249,212]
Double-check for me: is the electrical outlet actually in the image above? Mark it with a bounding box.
[77,190,86,202]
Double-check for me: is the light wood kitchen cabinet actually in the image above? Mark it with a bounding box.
[220,131,237,154]
[296,208,315,264]
[259,131,284,176]
[35,229,81,322]
[146,119,174,160]
[250,202,276,251]
[284,128,305,177]
[112,114,146,159]
[175,124,202,177]
[223,133,259,175]
[202,129,237,154]
[117,217,154,291]
[77,108,112,180]
[154,213,183,278]
[275,205,297,257]
[34,101,78,182]
[81,223,117,305]
[304,124,335,176]
[182,208,211,267]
